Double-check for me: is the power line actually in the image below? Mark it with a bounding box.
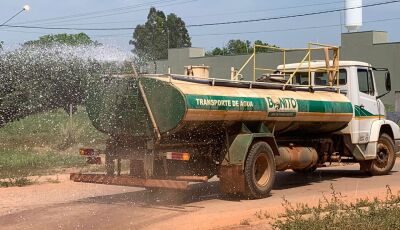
[191,16,400,36]
[13,0,198,26]
[188,0,400,27]
[23,0,344,26]
[2,0,398,31]
[1,29,44,34]
[13,0,180,25]
[3,15,400,43]
[192,16,400,36]
[88,16,400,38]
[179,0,356,20]
[9,0,373,28]
[22,0,348,27]
[29,19,145,27]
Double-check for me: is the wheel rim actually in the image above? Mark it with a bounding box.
[376,143,390,168]
[253,153,270,187]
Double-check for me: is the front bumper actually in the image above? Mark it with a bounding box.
[395,140,400,156]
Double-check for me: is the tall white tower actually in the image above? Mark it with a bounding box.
[345,0,362,32]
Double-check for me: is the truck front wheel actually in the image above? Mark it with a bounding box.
[244,141,276,199]
[360,133,396,176]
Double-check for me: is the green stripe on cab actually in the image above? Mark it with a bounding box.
[354,105,375,117]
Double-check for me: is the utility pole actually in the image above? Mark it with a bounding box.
[1,5,30,51]
[0,5,30,27]
[167,28,170,49]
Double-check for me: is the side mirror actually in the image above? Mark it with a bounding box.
[385,71,391,92]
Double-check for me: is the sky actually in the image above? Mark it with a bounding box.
[1,0,400,53]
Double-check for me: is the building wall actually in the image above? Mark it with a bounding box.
[340,31,400,105]
[152,31,400,105]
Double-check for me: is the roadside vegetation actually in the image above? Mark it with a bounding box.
[0,177,33,187]
[253,185,400,229]
[0,107,106,186]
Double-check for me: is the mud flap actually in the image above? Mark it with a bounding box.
[219,165,245,194]
[222,123,277,168]
[219,123,277,195]
[395,140,400,156]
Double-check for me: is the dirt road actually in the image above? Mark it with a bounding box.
[2,162,400,230]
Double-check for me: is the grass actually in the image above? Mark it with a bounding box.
[45,176,60,184]
[0,150,86,179]
[264,184,400,230]
[0,177,34,188]
[0,107,106,181]
[0,107,105,150]
[240,219,250,225]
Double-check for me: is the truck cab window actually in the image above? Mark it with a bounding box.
[314,69,347,86]
[368,69,375,95]
[292,72,309,85]
[357,68,374,95]
[339,69,347,85]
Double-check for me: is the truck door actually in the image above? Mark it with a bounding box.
[355,67,380,143]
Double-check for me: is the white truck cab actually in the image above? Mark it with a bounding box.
[278,60,400,174]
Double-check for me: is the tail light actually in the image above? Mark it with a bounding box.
[79,148,101,164]
[79,148,95,156]
[165,152,190,161]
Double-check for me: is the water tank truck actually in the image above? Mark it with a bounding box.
[71,43,400,199]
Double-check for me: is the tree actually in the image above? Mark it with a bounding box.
[226,39,251,55]
[20,33,100,115]
[0,32,133,127]
[0,41,3,50]
[206,39,279,56]
[131,7,168,62]
[130,7,191,63]
[0,45,103,126]
[24,33,99,47]
[205,47,227,56]
[166,13,191,49]
[206,39,251,56]
[251,40,279,53]
[206,40,250,56]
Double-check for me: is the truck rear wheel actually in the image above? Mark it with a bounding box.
[244,141,276,199]
[360,134,396,176]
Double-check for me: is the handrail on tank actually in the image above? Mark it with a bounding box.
[232,42,340,92]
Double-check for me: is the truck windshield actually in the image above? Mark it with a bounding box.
[314,69,347,86]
